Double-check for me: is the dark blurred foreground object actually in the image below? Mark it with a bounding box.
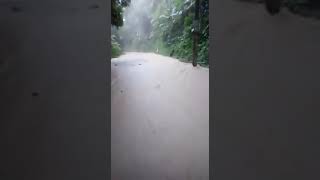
[285,0,320,19]
[240,0,320,17]
[265,0,283,15]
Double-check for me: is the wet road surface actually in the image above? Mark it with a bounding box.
[111,52,209,180]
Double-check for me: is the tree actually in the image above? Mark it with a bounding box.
[111,0,130,57]
[192,0,200,67]
[112,0,131,27]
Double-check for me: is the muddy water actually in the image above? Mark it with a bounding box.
[111,52,209,179]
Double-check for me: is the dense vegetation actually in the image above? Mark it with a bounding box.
[113,0,209,66]
[111,0,130,58]
[150,0,209,66]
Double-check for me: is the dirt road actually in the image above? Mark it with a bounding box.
[111,52,209,179]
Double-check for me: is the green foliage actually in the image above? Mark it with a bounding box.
[112,35,122,58]
[112,43,121,58]
[198,38,209,66]
[112,1,123,27]
[172,29,193,61]
[148,0,208,65]
[117,0,209,66]
[111,0,131,27]
[111,0,131,58]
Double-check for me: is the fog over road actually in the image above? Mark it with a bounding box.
[111,52,209,179]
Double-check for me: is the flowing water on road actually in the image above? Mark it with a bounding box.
[111,52,209,179]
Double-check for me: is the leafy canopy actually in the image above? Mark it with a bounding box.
[112,0,131,27]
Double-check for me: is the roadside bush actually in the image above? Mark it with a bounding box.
[112,35,122,58]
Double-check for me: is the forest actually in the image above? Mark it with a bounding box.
[111,0,320,66]
[111,0,209,66]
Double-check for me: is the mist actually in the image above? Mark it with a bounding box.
[117,0,158,52]
[112,0,209,65]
